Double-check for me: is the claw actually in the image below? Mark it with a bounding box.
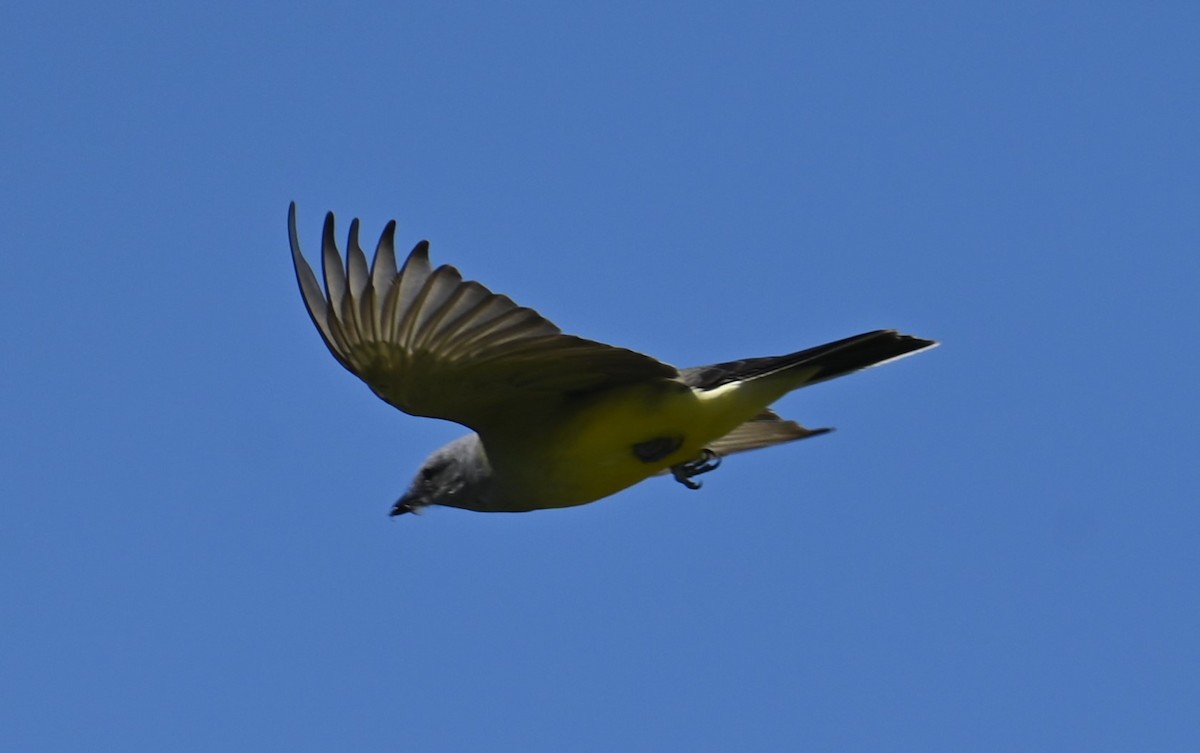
[670,449,722,490]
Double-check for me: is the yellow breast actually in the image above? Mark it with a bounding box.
[486,379,781,510]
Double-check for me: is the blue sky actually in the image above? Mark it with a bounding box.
[2,2,1197,750]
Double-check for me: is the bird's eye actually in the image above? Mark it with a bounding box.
[421,466,438,481]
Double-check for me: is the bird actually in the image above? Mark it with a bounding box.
[287,203,937,515]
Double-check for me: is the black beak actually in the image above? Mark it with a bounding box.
[390,493,422,517]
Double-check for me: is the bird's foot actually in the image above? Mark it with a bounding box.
[670,449,721,490]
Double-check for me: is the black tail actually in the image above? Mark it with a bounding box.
[681,330,937,391]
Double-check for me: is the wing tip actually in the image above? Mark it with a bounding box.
[287,201,301,256]
[321,210,337,248]
[410,239,430,263]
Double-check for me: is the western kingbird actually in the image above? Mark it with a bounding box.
[288,203,936,515]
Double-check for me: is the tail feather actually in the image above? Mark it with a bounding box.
[680,330,937,391]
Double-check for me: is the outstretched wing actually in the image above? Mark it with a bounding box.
[706,409,831,456]
[288,204,677,431]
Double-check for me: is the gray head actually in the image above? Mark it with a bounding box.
[391,434,494,515]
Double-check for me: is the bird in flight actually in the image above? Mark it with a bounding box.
[287,204,936,515]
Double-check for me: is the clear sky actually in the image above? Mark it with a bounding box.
[2,2,1196,751]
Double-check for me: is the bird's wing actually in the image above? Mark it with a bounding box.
[651,410,827,478]
[706,409,831,456]
[288,204,677,431]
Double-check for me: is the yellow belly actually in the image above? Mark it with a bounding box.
[486,378,784,510]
